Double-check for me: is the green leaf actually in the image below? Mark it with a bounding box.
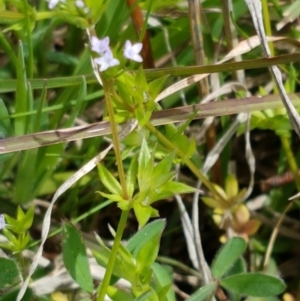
[0,258,21,290]
[126,156,138,198]
[127,219,166,256]
[186,282,217,301]
[135,289,159,301]
[226,257,247,276]
[138,138,153,191]
[160,181,196,195]
[16,206,25,220]
[97,164,122,195]
[212,237,247,279]
[15,232,30,251]
[4,206,34,234]
[107,285,134,301]
[135,226,163,269]
[220,273,285,297]
[151,153,175,188]
[0,98,12,138]
[152,263,176,301]
[0,287,33,301]
[21,206,34,231]
[15,41,28,136]
[62,223,93,293]
[92,234,136,283]
[2,228,18,247]
[148,76,168,101]
[97,191,124,202]
[133,202,159,228]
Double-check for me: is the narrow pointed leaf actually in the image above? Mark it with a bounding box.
[15,41,28,136]
[152,263,176,301]
[97,164,122,195]
[127,219,166,255]
[126,156,138,198]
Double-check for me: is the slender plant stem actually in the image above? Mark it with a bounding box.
[145,122,227,203]
[97,209,130,301]
[102,78,128,199]
[96,78,129,301]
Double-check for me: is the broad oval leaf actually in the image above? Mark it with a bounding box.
[220,273,285,297]
[212,237,247,279]
[0,257,21,290]
[62,223,93,293]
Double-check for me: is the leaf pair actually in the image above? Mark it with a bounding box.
[188,237,285,300]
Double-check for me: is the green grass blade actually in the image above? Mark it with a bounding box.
[15,41,28,136]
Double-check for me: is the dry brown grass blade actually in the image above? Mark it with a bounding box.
[1,93,300,154]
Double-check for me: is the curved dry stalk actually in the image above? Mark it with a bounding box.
[263,199,296,270]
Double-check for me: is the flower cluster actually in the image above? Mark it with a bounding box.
[91,36,143,73]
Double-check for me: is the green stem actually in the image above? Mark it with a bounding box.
[102,78,128,198]
[145,122,227,204]
[17,234,27,280]
[96,78,129,301]
[96,209,130,301]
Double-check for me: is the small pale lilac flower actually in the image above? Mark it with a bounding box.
[75,0,85,8]
[124,40,143,62]
[48,0,65,9]
[91,36,110,56]
[94,49,120,72]
[0,214,5,230]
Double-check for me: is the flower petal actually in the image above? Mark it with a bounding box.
[123,40,143,62]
